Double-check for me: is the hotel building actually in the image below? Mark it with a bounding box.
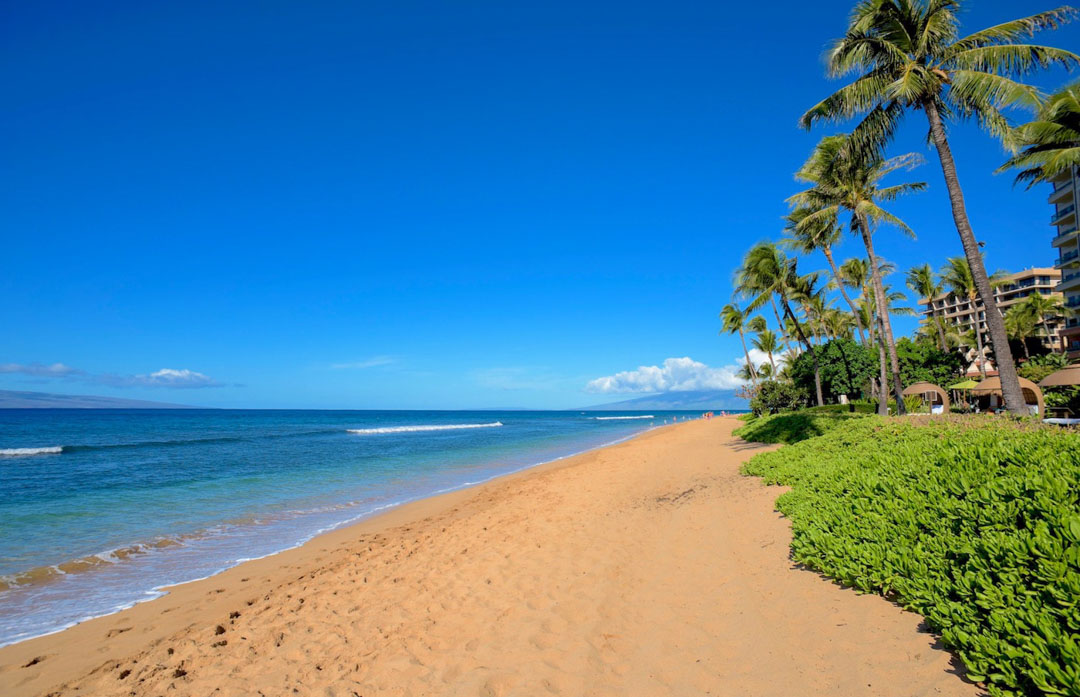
[1051,165,1080,358]
[919,267,1063,358]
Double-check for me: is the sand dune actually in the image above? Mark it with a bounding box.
[0,418,980,696]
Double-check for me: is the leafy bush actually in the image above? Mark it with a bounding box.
[748,379,810,416]
[895,336,966,387]
[733,409,868,444]
[741,417,1080,697]
[788,338,877,402]
[1019,353,1069,384]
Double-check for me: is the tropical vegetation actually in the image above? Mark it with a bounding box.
[739,416,1080,697]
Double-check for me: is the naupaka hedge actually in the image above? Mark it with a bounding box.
[740,416,1080,697]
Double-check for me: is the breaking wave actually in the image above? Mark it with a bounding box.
[0,447,63,457]
[590,415,654,420]
[347,422,504,435]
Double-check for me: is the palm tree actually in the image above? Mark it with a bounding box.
[752,329,780,376]
[720,303,758,384]
[906,264,948,350]
[1000,81,1080,185]
[800,0,1078,415]
[940,257,989,379]
[737,243,825,406]
[1022,292,1068,350]
[789,134,925,415]
[782,207,868,344]
[1004,304,1038,359]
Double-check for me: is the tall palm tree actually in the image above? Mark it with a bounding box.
[906,264,949,350]
[940,257,989,379]
[752,329,780,376]
[720,303,758,384]
[1000,80,1080,185]
[782,206,868,344]
[789,134,925,415]
[737,243,825,406]
[800,0,1078,415]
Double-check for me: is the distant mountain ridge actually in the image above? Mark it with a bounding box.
[0,390,197,409]
[581,390,746,411]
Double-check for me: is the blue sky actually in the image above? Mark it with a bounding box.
[2,0,1078,409]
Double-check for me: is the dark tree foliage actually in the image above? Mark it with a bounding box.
[893,337,965,387]
[789,338,877,402]
[748,380,811,416]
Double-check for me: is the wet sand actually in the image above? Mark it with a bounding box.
[0,417,980,696]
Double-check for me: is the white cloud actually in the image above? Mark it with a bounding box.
[0,361,224,389]
[330,356,397,369]
[741,348,790,369]
[585,357,744,394]
[0,362,83,377]
[134,369,220,388]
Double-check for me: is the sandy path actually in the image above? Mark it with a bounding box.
[0,418,980,696]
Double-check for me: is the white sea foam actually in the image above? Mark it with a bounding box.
[0,446,63,457]
[591,415,654,420]
[347,422,504,435]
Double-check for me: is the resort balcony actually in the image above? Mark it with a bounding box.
[1057,273,1080,293]
[1052,203,1077,227]
[1049,177,1075,204]
[1052,227,1079,247]
[1056,248,1080,268]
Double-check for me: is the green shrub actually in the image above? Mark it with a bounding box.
[740,416,1080,697]
[733,409,869,444]
[748,379,810,416]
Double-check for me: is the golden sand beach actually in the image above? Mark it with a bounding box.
[0,417,978,696]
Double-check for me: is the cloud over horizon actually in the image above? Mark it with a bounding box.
[330,356,397,370]
[0,362,224,389]
[585,357,744,394]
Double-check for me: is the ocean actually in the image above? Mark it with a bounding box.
[0,408,715,647]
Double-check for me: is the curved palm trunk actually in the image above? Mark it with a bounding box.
[767,350,777,375]
[780,295,824,406]
[856,215,906,415]
[769,297,789,352]
[823,247,867,345]
[738,328,758,383]
[925,101,1026,415]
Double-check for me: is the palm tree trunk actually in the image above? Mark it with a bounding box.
[924,100,1026,415]
[875,322,888,415]
[738,328,758,383]
[823,247,867,345]
[780,295,824,406]
[767,350,777,375]
[769,297,789,352]
[931,308,948,351]
[974,311,988,380]
[856,214,906,415]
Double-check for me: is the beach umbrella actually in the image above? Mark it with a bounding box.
[1038,365,1080,388]
[947,379,979,390]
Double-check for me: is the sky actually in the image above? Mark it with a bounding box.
[2,0,1078,409]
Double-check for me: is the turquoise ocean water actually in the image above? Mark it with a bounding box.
[0,409,717,647]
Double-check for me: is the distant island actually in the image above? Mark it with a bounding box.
[582,389,746,411]
[0,390,197,409]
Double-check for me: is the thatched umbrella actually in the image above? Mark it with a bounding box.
[902,382,949,413]
[1038,365,1080,388]
[972,376,1045,417]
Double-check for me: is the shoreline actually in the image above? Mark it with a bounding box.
[0,419,668,650]
[0,417,977,697]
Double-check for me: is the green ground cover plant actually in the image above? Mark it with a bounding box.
[740,416,1080,697]
[732,408,869,444]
